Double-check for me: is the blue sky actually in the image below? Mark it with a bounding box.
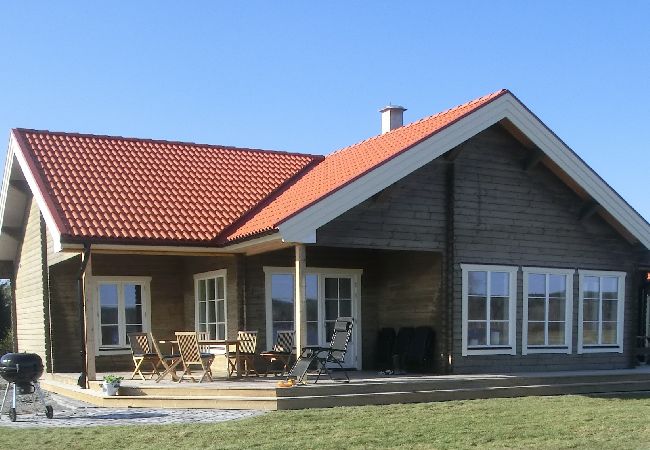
[1,1,649,218]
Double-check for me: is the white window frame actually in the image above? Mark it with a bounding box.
[89,276,152,355]
[193,269,228,340]
[577,270,626,354]
[522,267,574,355]
[461,264,518,356]
[263,266,363,369]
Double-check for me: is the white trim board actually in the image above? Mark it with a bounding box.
[278,93,650,249]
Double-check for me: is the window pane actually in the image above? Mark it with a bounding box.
[101,326,119,346]
[602,300,617,322]
[217,324,225,340]
[548,298,565,321]
[126,324,142,336]
[217,300,225,323]
[602,322,617,344]
[199,301,206,323]
[198,323,206,332]
[325,321,335,341]
[216,277,225,300]
[208,301,216,323]
[467,322,486,346]
[549,275,566,298]
[489,322,509,345]
[325,300,338,320]
[583,276,600,299]
[491,272,509,297]
[601,277,618,300]
[99,284,119,324]
[490,297,508,320]
[271,274,294,323]
[324,278,338,299]
[528,298,545,322]
[209,324,217,340]
[307,321,318,346]
[548,322,565,345]
[468,271,487,296]
[124,284,142,325]
[339,278,352,300]
[528,322,545,345]
[207,278,216,301]
[583,299,599,321]
[198,280,206,301]
[339,299,352,317]
[303,274,317,321]
[583,322,598,345]
[528,274,546,297]
[468,296,487,320]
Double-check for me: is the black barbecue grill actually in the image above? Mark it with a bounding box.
[0,353,53,422]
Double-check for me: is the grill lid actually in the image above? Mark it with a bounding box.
[0,353,44,384]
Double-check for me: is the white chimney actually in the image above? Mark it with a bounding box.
[379,104,407,134]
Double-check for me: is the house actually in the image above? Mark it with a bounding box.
[1,89,649,385]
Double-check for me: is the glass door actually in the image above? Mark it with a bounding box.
[322,275,356,367]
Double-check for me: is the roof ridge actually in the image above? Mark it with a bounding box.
[327,89,508,158]
[12,128,324,160]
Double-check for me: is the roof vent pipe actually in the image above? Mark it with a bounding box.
[379,104,407,134]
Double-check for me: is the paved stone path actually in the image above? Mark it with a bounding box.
[0,383,264,428]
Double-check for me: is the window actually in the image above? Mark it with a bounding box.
[194,270,227,340]
[461,264,517,356]
[522,268,574,354]
[578,270,626,353]
[92,277,151,352]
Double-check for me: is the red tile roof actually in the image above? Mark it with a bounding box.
[223,89,508,242]
[12,89,507,247]
[13,130,321,244]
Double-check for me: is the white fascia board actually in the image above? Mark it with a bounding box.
[0,135,16,232]
[278,97,508,242]
[9,132,63,250]
[278,93,650,249]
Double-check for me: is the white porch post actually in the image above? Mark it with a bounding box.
[294,244,307,355]
[84,255,96,381]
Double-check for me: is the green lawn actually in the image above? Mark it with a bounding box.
[3,395,650,449]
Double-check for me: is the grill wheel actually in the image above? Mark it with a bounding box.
[46,405,53,419]
[8,408,16,422]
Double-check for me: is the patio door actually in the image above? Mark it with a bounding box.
[322,275,358,369]
[265,268,362,369]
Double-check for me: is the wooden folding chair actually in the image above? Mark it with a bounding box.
[152,334,182,382]
[261,330,294,376]
[175,332,215,383]
[237,330,259,376]
[128,332,161,380]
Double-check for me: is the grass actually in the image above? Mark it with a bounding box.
[3,395,650,449]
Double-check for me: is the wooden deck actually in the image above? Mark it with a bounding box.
[40,367,650,410]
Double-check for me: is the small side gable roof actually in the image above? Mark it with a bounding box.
[225,90,650,249]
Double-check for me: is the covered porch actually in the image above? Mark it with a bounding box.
[52,244,446,382]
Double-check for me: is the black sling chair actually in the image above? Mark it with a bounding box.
[287,317,354,384]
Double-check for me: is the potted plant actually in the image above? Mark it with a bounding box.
[102,375,124,396]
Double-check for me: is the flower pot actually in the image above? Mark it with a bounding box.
[103,382,120,396]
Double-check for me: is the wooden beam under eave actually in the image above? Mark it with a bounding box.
[9,180,30,195]
[579,201,600,222]
[523,148,545,172]
[1,226,23,241]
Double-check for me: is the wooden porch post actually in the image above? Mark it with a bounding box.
[294,244,307,355]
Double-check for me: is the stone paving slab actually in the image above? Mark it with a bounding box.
[0,383,265,428]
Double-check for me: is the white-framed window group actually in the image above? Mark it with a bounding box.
[461,264,626,357]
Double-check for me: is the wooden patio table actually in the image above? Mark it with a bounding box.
[157,339,242,380]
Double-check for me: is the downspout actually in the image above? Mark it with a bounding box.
[444,161,455,374]
[77,243,91,388]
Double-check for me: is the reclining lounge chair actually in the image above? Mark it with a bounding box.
[287,317,354,384]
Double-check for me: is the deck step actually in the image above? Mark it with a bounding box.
[40,371,650,410]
